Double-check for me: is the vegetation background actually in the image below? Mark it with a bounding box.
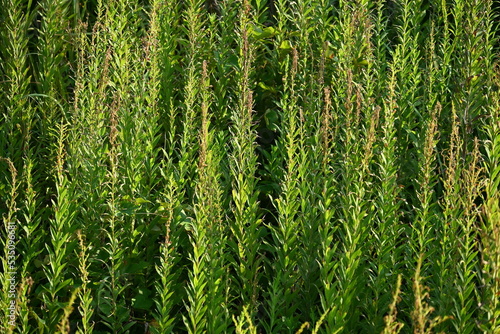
[1,0,500,333]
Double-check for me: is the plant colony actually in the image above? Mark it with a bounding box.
[1,0,500,333]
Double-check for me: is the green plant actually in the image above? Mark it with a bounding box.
[1,0,499,333]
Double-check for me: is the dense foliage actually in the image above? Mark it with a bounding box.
[1,0,500,333]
